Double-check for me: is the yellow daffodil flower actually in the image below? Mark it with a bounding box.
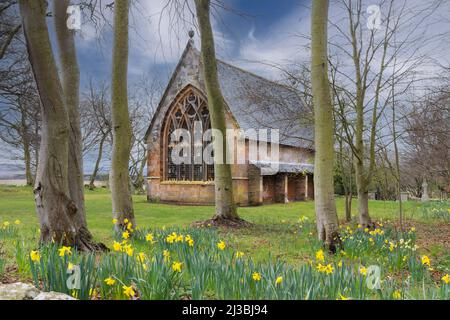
[137,252,146,263]
[104,277,116,286]
[122,285,135,298]
[163,249,171,262]
[217,240,226,250]
[421,255,431,267]
[315,249,325,262]
[252,272,262,281]
[442,274,450,284]
[58,246,72,257]
[30,250,40,262]
[359,266,367,276]
[236,251,245,258]
[392,290,401,299]
[122,230,130,240]
[275,276,283,285]
[172,261,183,272]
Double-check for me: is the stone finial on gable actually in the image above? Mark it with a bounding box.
[188,29,195,45]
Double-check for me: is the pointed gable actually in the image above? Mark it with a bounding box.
[145,40,314,150]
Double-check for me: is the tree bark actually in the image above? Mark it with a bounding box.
[311,0,340,252]
[110,0,135,230]
[89,132,107,190]
[53,0,86,229]
[19,0,76,244]
[19,0,106,251]
[20,107,33,186]
[194,0,240,221]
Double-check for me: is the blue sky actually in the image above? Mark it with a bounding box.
[1,0,450,178]
[0,0,311,177]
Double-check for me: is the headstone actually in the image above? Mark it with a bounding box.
[400,192,409,202]
[421,181,429,202]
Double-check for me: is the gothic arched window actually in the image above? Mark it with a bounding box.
[164,87,214,181]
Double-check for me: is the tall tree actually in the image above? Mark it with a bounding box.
[19,0,104,250]
[194,0,244,224]
[53,0,86,232]
[19,0,78,244]
[110,0,135,230]
[311,0,340,251]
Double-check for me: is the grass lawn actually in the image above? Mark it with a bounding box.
[0,185,447,264]
[0,185,448,299]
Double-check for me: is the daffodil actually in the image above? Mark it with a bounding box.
[3,221,10,228]
[359,266,367,276]
[172,261,183,272]
[145,233,155,243]
[421,255,431,267]
[126,222,133,231]
[441,274,450,284]
[112,218,118,225]
[163,249,171,262]
[123,218,129,224]
[275,276,283,285]
[235,251,245,258]
[252,272,262,281]
[124,245,134,257]
[30,250,40,262]
[315,249,325,262]
[14,220,21,225]
[122,230,130,240]
[122,285,135,298]
[113,241,122,252]
[137,252,146,263]
[338,294,350,300]
[392,290,401,299]
[104,277,116,286]
[217,240,226,250]
[67,262,75,271]
[337,260,343,268]
[58,246,72,257]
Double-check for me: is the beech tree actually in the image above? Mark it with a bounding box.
[194,0,247,225]
[311,0,340,251]
[19,0,104,250]
[110,0,135,230]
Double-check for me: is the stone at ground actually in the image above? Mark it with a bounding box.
[0,282,40,300]
[34,291,76,300]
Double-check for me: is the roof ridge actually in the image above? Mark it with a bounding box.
[190,43,298,94]
[216,59,298,94]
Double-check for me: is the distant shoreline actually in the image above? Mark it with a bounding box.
[0,179,108,187]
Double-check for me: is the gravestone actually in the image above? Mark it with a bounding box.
[421,181,429,202]
[400,192,409,202]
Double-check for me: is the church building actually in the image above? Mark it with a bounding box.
[144,36,315,206]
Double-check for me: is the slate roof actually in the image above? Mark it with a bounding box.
[215,59,314,150]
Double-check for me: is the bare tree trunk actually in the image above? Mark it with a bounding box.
[89,132,107,190]
[21,109,33,186]
[194,0,242,223]
[19,0,76,244]
[110,0,135,230]
[53,0,85,228]
[311,0,340,252]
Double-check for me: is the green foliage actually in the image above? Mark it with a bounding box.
[21,224,448,300]
[419,200,450,221]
